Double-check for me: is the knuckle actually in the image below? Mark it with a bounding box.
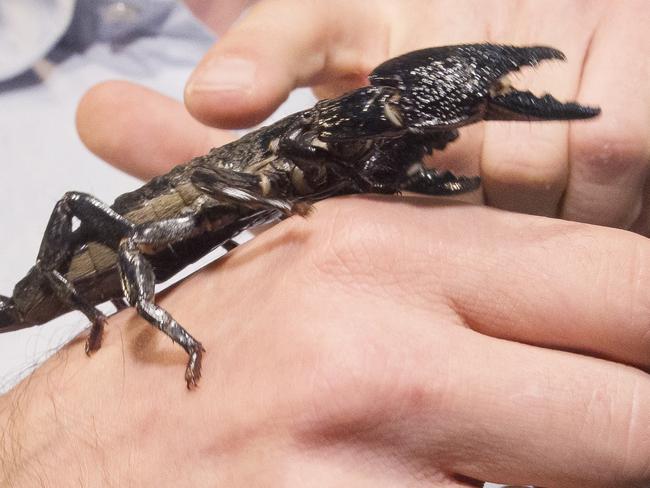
[298,322,455,439]
[484,127,569,185]
[571,119,650,181]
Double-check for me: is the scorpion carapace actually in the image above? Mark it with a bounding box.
[0,44,600,388]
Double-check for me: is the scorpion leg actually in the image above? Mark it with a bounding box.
[277,125,335,190]
[192,166,313,216]
[111,298,129,311]
[400,164,481,196]
[395,131,482,195]
[0,295,19,331]
[118,215,205,388]
[45,268,112,353]
[35,191,133,353]
[221,239,239,252]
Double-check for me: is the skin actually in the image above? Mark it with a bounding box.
[79,0,650,229]
[3,201,650,487]
[2,1,650,486]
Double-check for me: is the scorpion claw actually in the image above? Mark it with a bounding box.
[486,91,601,121]
[368,43,600,131]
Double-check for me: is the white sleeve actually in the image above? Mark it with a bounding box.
[0,0,77,81]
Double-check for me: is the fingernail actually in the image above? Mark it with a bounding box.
[188,57,256,93]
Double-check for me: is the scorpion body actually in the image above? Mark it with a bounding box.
[0,44,600,387]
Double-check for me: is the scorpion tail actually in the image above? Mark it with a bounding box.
[0,295,20,332]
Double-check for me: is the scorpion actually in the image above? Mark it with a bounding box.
[0,44,600,388]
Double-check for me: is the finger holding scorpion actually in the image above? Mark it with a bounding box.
[81,0,650,230]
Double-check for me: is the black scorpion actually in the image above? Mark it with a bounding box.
[0,44,600,388]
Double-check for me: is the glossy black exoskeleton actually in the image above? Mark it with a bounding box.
[0,44,600,388]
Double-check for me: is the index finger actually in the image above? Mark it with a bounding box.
[76,81,236,180]
[183,0,390,128]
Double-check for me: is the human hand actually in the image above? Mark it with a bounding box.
[2,198,650,487]
[63,4,650,486]
[186,0,650,230]
[81,0,650,231]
